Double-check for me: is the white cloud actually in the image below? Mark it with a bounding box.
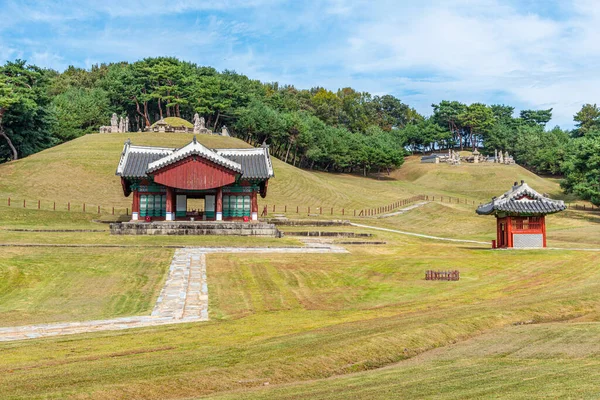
[28,51,67,70]
[2,0,600,127]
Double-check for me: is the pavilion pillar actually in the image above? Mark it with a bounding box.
[496,218,501,248]
[251,190,258,221]
[132,190,140,221]
[216,187,223,221]
[541,215,547,248]
[165,187,175,221]
[506,216,514,248]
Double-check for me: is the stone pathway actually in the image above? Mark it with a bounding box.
[0,243,347,342]
[377,201,429,218]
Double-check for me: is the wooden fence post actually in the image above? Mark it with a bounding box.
[285,205,287,213]
[38,200,40,210]
[112,207,114,215]
[126,207,129,215]
[308,206,310,214]
[83,203,86,213]
[53,202,56,211]
[23,199,26,208]
[68,202,70,211]
[331,207,333,215]
[296,206,299,213]
[98,205,100,214]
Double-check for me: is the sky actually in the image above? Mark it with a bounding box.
[1,0,599,128]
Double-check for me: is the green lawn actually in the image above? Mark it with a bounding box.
[210,323,600,399]
[0,247,172,327]
[3,134,600,399]
[1,233,600,398]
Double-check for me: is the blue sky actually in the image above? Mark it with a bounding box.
[1,0,598,128]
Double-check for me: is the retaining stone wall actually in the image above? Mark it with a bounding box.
[110,221,281,237]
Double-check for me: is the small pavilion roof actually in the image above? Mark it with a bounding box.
[116,138,274,180]
[476,180,566,216]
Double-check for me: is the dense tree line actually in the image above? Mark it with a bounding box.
[1,57,600,203]
[0,57,408,174]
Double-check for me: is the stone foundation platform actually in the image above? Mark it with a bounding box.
[110,221,282,237]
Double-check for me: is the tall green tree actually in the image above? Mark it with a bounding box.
[458,103,494,150]
[0,60,56,161]
[51,87,111,140]
[432,100,466,149]
[561,133,600,205]
[573,103,600,137]
[519,108,553,127]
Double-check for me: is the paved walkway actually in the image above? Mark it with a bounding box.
[0,244,347,342]
[377,201,429,218]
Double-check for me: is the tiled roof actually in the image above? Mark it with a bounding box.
[146,139,242,173]
[476,181,566,216]
[115,141,174,178]
[216,147,274,179]
[116,139,274,180]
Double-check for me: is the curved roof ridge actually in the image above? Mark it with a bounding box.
[476,180,566,216]
[146,140,242,173]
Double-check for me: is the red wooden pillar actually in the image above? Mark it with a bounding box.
[251,190,258,221]
[166,187,175,221]
[132,190,140,221]
[496,218,501,248]
[506,216,514,248]
[216,187,223,221]
[541,215,547,247]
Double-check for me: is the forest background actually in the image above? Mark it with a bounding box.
[2,57,600,204]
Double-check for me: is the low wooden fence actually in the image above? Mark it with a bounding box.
[568,203,600,211]
[425,270,460,281]
[357,195,426,216]
[3,197,130,216]
[4,194,598,220]
[260,195,427,218]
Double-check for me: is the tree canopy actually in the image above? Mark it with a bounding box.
[1,56,600,200]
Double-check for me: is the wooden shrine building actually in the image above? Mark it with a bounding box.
[115,137,274,222]
[476,180,566,248]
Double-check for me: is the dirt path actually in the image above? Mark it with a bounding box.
[377,201,429,218]
[350,223,490,245]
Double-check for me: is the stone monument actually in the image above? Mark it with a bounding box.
[111,113,118,131]
[192,114,212,134]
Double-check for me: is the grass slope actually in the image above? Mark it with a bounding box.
[1,233,600,398]
[211,323,600,399]
[3,135,600,399]
[151,117,194,128]
[0,247,171,326]
[0,133,577,213]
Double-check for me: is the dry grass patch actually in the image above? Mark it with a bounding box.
[0,247,172,326]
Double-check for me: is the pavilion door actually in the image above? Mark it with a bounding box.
[176,195,187,218]
[205,195,215,219]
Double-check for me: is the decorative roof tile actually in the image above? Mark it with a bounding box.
[116,139,274,180]
[146,138,242,173]
[476,181,566,216]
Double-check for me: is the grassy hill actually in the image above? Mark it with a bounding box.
[0,133,593,245]
[3,134,600,399]
[393,155,564,200]
[151,117,194,128]
[0,133,577,211]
